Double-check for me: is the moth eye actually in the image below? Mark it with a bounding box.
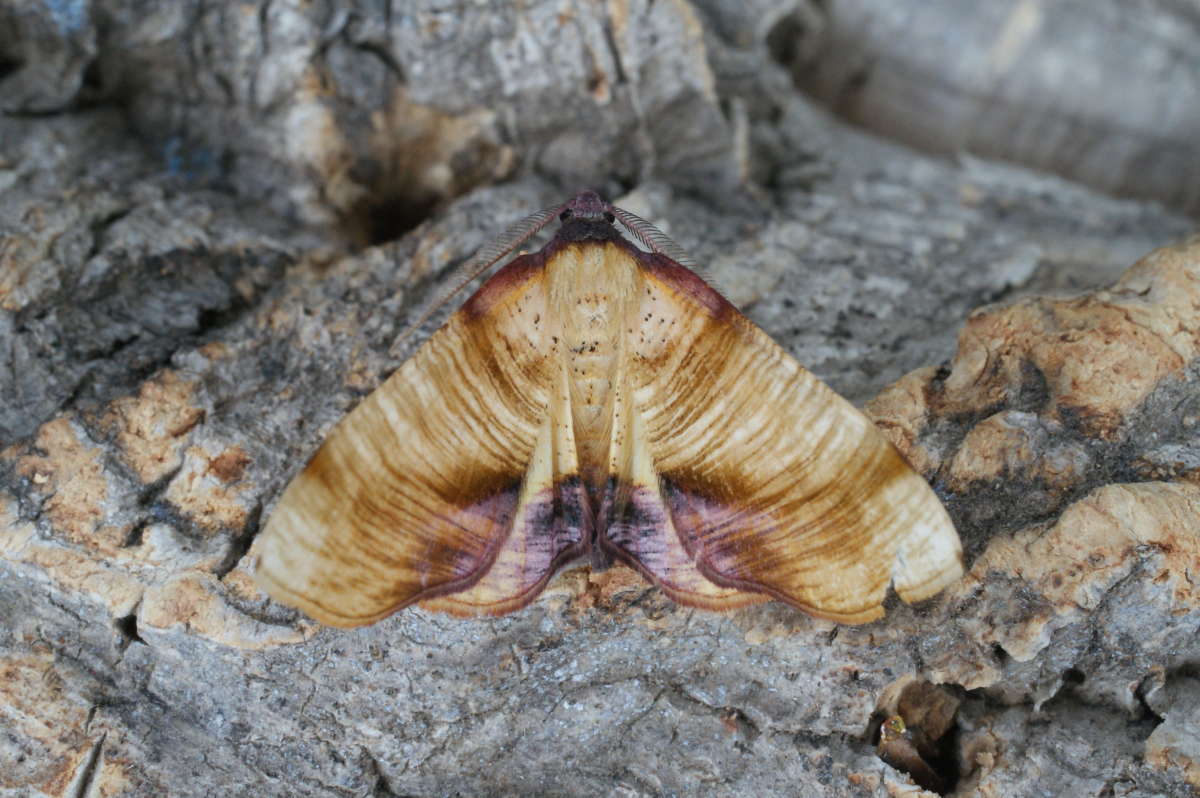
[560,209,574,221]
[603,211,615,224]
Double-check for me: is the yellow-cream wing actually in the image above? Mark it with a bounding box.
[254,254,588,626]
[597,322,769,611]
[609,254,962,623]
[524,238,766,611]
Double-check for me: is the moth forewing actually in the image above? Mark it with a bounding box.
[253,191,962,626]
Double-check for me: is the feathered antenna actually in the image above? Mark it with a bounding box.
[609,205,698,270]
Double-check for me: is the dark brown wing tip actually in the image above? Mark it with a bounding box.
[460,249,548,318]
[639,253,736,318]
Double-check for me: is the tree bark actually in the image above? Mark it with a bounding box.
[1,2,1198,796]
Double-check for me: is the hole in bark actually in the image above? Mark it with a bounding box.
[81,60,104,94]
[1062,667,1086,685]
[114,613,144,647]
[0,53,21,81]
[766,13,806,66]
[351,190,440,247]
[872,678,962,795]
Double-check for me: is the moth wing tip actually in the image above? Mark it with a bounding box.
[891,510,965,605]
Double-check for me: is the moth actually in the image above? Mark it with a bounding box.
[254,191,962,626]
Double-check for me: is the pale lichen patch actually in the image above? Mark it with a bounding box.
[163,443,257,534]
[139,571,312,649]
[13,417,129,555]
[101,369,205,485]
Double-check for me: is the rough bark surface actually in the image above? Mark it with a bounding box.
[778,0,1200,215]
[1,2,1198,797]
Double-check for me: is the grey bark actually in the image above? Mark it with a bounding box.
[1,2,1198,797]
[777,0,1200,216]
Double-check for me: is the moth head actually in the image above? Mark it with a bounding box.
[560,190,616,225]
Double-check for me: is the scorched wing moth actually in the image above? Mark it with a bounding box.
[254,191,962,626]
